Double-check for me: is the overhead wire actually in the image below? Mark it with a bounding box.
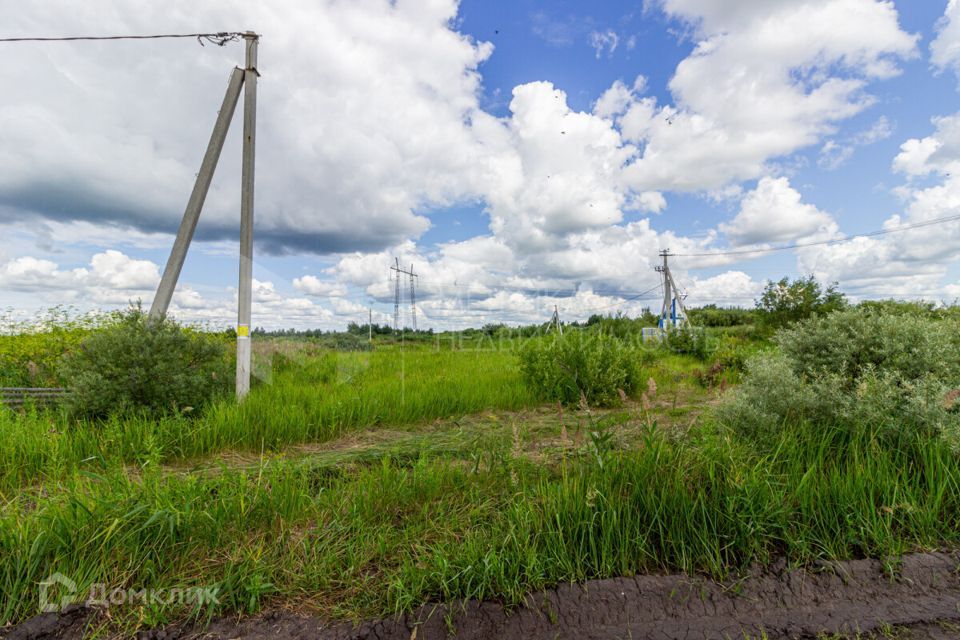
[672,213,960,258]
[0,32,247,46]
[559,282,664,315]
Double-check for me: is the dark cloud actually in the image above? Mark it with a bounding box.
[0,181,417,256]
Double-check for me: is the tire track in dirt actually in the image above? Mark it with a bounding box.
[7,552,960,640]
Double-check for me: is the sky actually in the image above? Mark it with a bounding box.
[1,0,960,330]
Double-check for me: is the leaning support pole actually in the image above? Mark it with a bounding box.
[236,32,259,399]
[149,67,245,321]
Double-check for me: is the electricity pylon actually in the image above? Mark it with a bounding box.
[390,259,418,331]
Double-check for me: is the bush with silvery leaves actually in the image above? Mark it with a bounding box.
[718,306,960,444]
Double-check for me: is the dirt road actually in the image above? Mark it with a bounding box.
[7,552,960,639]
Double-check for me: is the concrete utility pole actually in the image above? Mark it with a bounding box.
[655,249,688,329]
[369,307,373,342]
[658,250,672,328]
[550,304,563,335]
[149,67,244,320]
[236,32,259,399]
[147,31,260,401]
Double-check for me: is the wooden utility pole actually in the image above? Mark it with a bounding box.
[149,67,244,320]
[236,32,259,399]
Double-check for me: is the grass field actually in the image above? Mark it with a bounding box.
[2,313,960,634]
[0,347,537,493]
[4,401,959,631]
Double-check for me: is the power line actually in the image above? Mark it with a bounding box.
[0,32,247,46]
[414,279,664,298]
[561,283,664,315]
[673,213,960,258]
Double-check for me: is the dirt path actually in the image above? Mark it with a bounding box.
[149,397,708,482]
[7,552,960,640]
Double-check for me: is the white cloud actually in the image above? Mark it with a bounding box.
[893,113,960,177]
[720,177,839,246]
[818,116,893,170]
[855,115,894,145]
[818,141,855,170]
[174,288,206,310]
[0,0,499,254]
[616,0,917,191]
[797,112,960,297]
[687,271,763,306]
[0,0,917,260]
[2,0,950,326]
[0,256,83,292]
[89,250,160,290]
[594,80,635,119]
[0,250,158,304]
[589,30,620,58]
[482,82,636,249]
[932,0,960,77]
[292,275,347,298]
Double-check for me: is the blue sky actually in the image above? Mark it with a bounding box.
[2,0,960,329]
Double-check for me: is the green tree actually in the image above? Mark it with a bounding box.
[755,276,846,331]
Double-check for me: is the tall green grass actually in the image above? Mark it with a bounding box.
[0,350,537,493]
[3,420,959,628]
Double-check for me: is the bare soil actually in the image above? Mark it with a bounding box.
[6,552,960,640]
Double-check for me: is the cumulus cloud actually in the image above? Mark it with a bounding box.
[2,0,946,326]
[320,215,745,327]
[0,250,383,329]
[932,0,960,78]
[0,0,498,255]
[893,113,960,177]
[616,0,917,191]
[481,83,639,249]
[292,275,347,298]
[720,177,839,246]
[687,271,764,306]
[0,250,158,304]
[0,0,918,258]
[797,113,960,297]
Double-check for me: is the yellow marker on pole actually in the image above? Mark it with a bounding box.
[237,325,250,338]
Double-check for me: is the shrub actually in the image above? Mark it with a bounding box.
[774,306,960,384]
[663,325,711,360]
[324,332,373,352]
[519,331,640,407]
[61,308,233,418]
[0,307,101,387]
[691,361,725,388]
[582,311,656,339]
[686,305,756,328]
[718,306,960,444]
[711,334,763,373]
